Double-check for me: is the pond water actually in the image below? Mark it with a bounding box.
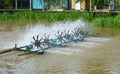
[0,20,120,74]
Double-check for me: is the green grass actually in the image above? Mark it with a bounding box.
[91,13,120,28]
[0,11,120,28]
[0,11,84,22]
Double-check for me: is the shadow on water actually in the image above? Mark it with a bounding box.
[0,20,120,74]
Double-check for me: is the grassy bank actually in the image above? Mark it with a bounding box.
[0,11,120,28]
[91,13,120,28]
[0,11,87,22]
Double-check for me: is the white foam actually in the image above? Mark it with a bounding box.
[16,19,86,47]
[1,19,111,55]
[46,47,84,55]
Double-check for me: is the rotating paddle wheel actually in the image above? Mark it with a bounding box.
[0,27,93,55]
[31,35,43,49]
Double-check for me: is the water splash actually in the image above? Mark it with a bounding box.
[17,19,86,47]
[0,19,111,56]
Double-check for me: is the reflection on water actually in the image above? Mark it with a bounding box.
[0,20,120,74]
[89,26,120,37]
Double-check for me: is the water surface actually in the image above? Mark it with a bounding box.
[0,20,120,74]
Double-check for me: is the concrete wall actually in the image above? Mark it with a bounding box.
[71,0,75,9]
[80,0,85,11]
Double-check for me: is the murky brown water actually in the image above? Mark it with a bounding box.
[0,21,120,74]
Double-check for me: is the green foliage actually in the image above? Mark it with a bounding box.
[0,11,82,22]
[117,0,120,2]
[3,0,12,7]
[91,13,120,28]
[0,11,120,28]
[91,0,100,4]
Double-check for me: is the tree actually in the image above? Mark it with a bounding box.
[117,0,120,2]
[3,0,12,8]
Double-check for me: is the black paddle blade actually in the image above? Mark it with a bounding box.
[33,36,36,41]
[31,35,43,48]
[37,35,39,41]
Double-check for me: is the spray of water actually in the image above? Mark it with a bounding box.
[17,19,86,47]
[0,19,111,55]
